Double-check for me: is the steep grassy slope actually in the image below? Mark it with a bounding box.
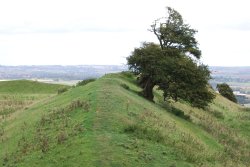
[1,73,250,167]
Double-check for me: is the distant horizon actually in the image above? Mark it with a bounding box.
[0,64,128,67]
[1,64,250,68]
[0,0,250,66]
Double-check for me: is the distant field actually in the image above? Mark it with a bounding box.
[244,103,250,107]
[35,79,81,86]
[210,80,250,105]
[0,65,127,80]
[210,67,250,105]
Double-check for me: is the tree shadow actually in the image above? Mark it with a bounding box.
[159,101,190,121]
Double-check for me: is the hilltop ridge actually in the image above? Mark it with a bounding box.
[0,72,250,166]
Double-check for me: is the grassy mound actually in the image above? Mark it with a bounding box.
[0,80,68,94]
[0,73,250,166]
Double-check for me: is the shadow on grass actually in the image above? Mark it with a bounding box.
[120,71,138,85]
[242,107,250,112]
[120,83,146,100]
[120,82,190,121]
[170,107,190,121]
[159,102,190,121]
[124,123,165,143]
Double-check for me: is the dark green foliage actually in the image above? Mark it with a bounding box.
[57,87,69,94]
[127,43,165,101]
[151,7,201,59]
[57,131,68,144]
[217,83,237,103]
[158,56,215,108]
[121,71,134,79]
[124,123,165,143]
[170,107,190,120]
[243,107,250,112]
[208,109,224,119]
[127,7,214,109]
[120,83,130,90]
[76,78,96,87]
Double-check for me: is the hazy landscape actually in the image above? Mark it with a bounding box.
[1,65,250,105]
[0,65,126,84]
[1,0,250,166]
[210,66,250,106]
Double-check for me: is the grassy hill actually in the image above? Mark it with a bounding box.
[0,73,250,166]
[0,80,68,133]
[0,80,69,94]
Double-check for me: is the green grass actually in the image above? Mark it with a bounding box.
[0,73,250,166]
[0,80,69,94]
[0,80,68,122]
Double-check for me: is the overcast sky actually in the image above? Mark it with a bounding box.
[0,0,249,66]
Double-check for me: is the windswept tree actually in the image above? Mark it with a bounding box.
[127,7,214,109]
[217,83,237,103]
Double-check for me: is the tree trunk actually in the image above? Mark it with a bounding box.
[142,78,155,101]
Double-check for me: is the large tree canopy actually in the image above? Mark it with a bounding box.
[127,7,214,109]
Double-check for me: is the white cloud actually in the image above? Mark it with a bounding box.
[0,31,154,65]
[0,0,250,66]
[0,0,166,65]
[168,0,250,66]
[0,0,167,34]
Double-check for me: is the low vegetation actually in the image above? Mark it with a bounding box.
[0,94,48,121]
[0,73,250,166]
[76,78,96,87]
[57,87,69,94]
[0,80,67,123]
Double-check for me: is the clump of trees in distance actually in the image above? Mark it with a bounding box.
[217,83,237,103]
[127,7,215,109]
[76,78,96,87]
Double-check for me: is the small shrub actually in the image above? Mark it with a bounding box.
[120,83,130,90]
[2,152,9,166]
[0,126,4,137]
[40,135,49,153]
[58,87,69,94]
[236,113,250,121]
[39,114,52,126]
[73,123,84,133]
[124,124,165,143]
[121,71,134,78]
[57,131,68,144]
[124,124,138,133]
[243,107,250,112]
[170,107,190,120]
[76,78,96,87]
[68,99,90,111]
[209,109,224,119]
